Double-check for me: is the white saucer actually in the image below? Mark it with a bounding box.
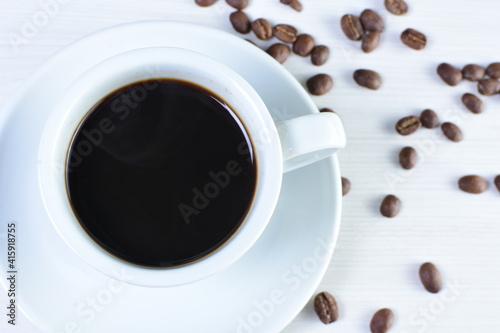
[0,21,341,333]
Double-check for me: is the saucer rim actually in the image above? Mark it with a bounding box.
[0,20,342,333]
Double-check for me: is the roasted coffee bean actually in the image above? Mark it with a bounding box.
[306,74,333,96]
[459,175,488,194]
[419,262,443,293]
[280,0,302,12]
[420,109,439,129]
[342,177,351,196]
[230,11,251,34]
[380,195,401,218]
[311,45,330,66]
[384,0,408,15]
[462,64,485,82]
[266,43,290,64]
[195,0,216,6]
[314,292,339,325]
[494,175,500,192]
[399,147,418,170]
[273,24,298,43]
[320,107,335,113]
[478,78,500,96]
[251,18,273,40]
[462,93,484,114]
[437,63,462,86]
[293,34,315,56]
[353,69,382,90]
[341,14,365,41]
[486,63,500,79]
[360,9,385,32]
[370,308,394,333]
[226,0,248,10]
[362,31,381,53]
[396,116,421,136]
[441,122,463,142]
[401,28,426,50]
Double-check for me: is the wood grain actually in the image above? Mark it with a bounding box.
[1,0,500,332]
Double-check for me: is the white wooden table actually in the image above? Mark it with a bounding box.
[1,0,500,332]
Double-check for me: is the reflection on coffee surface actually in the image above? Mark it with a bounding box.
[67,79,256,267]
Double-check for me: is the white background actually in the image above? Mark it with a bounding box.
[1,0,500,332]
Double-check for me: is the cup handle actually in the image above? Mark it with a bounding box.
[276,112,346,173]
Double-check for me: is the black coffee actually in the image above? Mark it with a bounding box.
[67,79,256,268]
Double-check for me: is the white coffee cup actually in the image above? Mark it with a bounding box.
[38,47,345,287]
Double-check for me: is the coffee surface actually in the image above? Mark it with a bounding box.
[67,79,256,267]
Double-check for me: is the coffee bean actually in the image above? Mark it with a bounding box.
[360,9,385,32]
[280,0,302,12]
[306,74,333,96]
[342,177,351,196]
[314,292,339,325]
[273,24,298,43]
[195,0,216,6]
[384,0,408,15]
[462,64,485,82]
[396,116,421,136]
[266,43,290,64]
[251,18,273,40]
[226,0,248,10]
[362,31,381,53]
[459,175,488,194]
[437,63,463,86]
[380,195,401,218]
[441,122,463,142]
[230,11,251,34]
[478,78,500,96]
[311,45,330,66]
[419,262,443,293]
[341,14,365,41]
[420,109,439,129]
[293,34,315,56]
[320,108,335,113]
[462,93,484,114]
[486,62,500,79]
[494,175,500,192]
[353,69,382,90]
[399,147,418,170]
[401,28,426,50]
[370,308,394,333]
